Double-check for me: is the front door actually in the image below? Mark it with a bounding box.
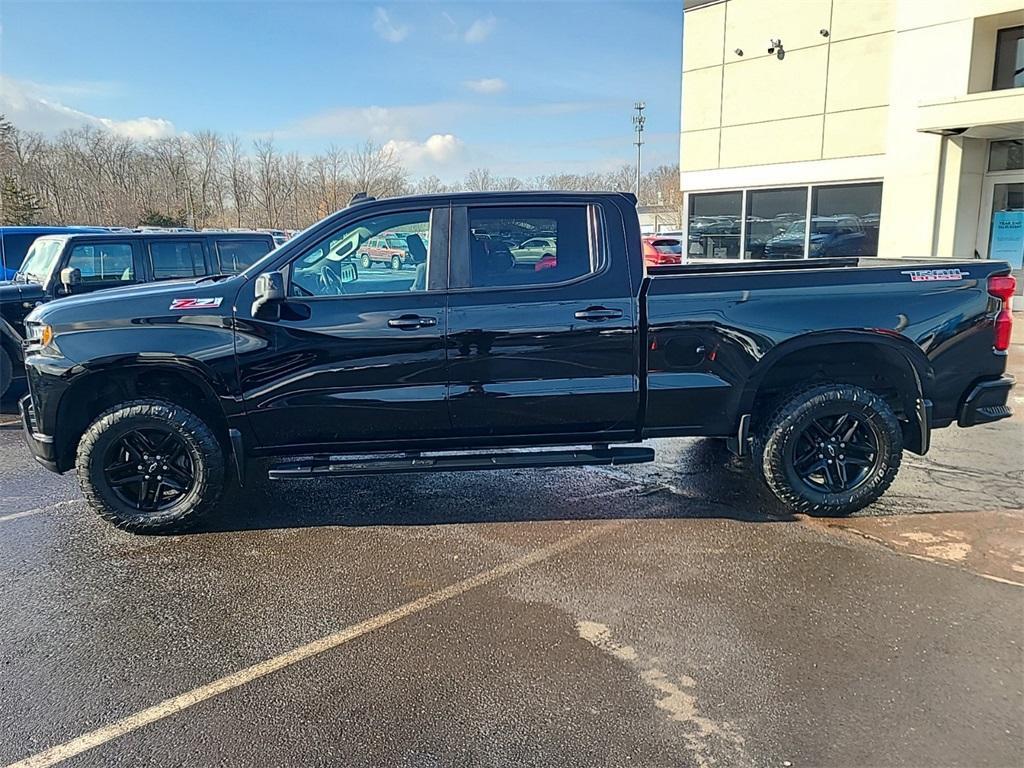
[445,200,638,441]
[237,205,450,450]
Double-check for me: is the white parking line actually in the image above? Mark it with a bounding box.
[3,520,624,768]
[0,500,78,525]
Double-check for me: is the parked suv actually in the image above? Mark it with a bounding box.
[359,232,423,270]
[1,230,274,398]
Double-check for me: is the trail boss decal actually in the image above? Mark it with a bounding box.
[901,268,969,282]
[169,297,223,310]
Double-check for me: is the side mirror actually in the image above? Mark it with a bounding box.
[59,267,82,294]
[251,270,286,319]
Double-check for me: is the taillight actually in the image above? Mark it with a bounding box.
[988,274,1016,352]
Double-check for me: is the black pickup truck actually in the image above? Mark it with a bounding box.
[17,192,1016,532]
[1,230,275,398]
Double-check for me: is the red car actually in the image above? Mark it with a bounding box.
[642,236,683,267]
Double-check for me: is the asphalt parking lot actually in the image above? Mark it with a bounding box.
[1,333,1022,768]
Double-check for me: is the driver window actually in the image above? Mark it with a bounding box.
[289,210,431,297]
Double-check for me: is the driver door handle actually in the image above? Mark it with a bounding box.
[574,306,623,322]
[388,314,437,330]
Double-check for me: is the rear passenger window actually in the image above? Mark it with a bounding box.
[149,241,208,280]
[464,206,594,289]
[216,239,272,273]
[67,243,135,283]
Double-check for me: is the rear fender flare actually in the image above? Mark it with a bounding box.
[737,330,932,452]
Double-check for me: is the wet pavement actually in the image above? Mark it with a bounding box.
[0,335,1022,767]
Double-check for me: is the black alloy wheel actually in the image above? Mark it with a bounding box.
[103,426,195,511]
[790,412,880,494]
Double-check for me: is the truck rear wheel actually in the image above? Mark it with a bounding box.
[754,383,902,516]
[76,399,225,533]
[0,346,11,400]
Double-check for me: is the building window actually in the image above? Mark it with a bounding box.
[989,140,1024,172]
[747,188,807,259]
[993,25,1024,90]
[810,183,882,258]
[687,191,741,259]
[686,182,882,260]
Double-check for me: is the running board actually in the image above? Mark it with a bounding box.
[267,445,655,480]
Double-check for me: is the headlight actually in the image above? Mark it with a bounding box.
[25,323,57,354]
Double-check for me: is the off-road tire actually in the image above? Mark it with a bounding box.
[753,383,902,516]
[391,255,402,270]
[76,399,225,533]
[0,346,12,401]
[360,253,371,269]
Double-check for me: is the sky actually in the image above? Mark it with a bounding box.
[0,0,683,182]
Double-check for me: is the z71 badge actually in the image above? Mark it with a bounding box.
[900,268,969,282]
[169,297,223,310]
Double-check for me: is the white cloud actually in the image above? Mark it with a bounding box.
[464,15,497,44]
[0,76,174,139]
[373,7,409,43]
[384,133,464,172]
[463,77,507,94]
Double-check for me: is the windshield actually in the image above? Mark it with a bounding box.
[17,238,65,282]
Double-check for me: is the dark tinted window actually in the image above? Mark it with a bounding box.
[993,25,1024,90]
[748,187,808,259]
[67,243,135,282]
[216,239,272,273]
[464,206,593,288]
[687,192,741,259]
[149,241,207,280]
[810,183,882,257]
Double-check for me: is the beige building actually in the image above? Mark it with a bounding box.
[680,0,1023,286]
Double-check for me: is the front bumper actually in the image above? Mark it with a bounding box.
[957,375,1015,427]
[19,394,60,473]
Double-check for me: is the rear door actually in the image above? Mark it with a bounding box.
[214,237,274,274]
[236,203,451,450]
[446,200,638,440]
[146,238,211,281]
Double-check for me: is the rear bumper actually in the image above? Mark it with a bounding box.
[957,375,1015,427]
[19,394,60,473]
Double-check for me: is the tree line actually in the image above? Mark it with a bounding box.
[0,116,681,229]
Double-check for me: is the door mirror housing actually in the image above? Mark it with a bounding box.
[252,270,286,319]
[59,267,82,294]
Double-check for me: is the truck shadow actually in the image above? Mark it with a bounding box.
[189,439,799,535]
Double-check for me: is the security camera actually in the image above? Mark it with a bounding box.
[768,38,782,54]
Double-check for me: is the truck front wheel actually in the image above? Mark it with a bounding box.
[754,384,902,516]
[76,399,225,533]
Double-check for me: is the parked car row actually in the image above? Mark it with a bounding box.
[1,227,276,398]
[687,213,880,260]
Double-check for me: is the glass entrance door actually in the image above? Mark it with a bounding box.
[978,176,1024,294]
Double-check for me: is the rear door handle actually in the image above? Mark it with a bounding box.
[574,307,623,322]
[387,314,437,329]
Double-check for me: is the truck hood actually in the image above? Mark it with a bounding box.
[27,276,243,325]
[0,279,45,303]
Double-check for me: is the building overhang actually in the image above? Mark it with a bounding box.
[917,89,1024,140]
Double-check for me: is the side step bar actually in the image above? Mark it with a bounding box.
[268,445,655,480]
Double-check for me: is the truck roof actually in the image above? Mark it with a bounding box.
[347,190,639,208]
[34,230,275,245]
